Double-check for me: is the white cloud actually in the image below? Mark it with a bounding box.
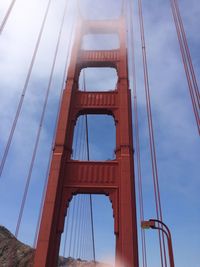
[0,0,199,266]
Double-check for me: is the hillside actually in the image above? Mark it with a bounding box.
[0,226,111,267]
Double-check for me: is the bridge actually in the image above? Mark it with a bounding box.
[0,0,199,267]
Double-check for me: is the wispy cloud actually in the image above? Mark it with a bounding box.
[0,0,199,266]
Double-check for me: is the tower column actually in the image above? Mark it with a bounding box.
[34,16,139,267]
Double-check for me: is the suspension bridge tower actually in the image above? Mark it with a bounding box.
[33,12,139,267]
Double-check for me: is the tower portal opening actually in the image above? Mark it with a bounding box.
[71,114,116,161]
[59,194,115,266]
[79,67,118,91]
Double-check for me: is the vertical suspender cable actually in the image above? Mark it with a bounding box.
[36,0,76,253]
[33,8,75,247]
[68,197,76,256]
[79,195,85,259]
[69,76,87,257]
[81,124,86,160]
[121,0,126,15]
[72,196,81,257]
[63,205,71,257]
[83,71,96,263]
[73,9,103,259]
[0,0,16,34]
[0,0,52,178]
[77,116,85,159]
[136,0,168,266]
[75,195,84,258]
[84,196,91,260]
[81,196,88,259]
[170,0,200,134]
[15,0,70,238]
[61,20,77,253]
[127,1,147,266]
[73,118,81,159]
[79,73,87,161]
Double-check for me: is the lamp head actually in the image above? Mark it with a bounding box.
[141,220,156,229]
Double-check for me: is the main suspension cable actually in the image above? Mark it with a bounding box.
[173,0,200,105]
[0,0,52,178]
[127,1,147,266]
[0,0,17,34]
[137,0,167,266]
[15,0,70,238]
[170,0,200,134]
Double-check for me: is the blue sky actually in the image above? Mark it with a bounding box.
[0,0,199,266]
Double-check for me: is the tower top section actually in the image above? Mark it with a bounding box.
[67,14,128,80]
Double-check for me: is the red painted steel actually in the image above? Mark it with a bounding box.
[33,16,139,267]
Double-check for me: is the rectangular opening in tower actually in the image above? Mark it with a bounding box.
[79,67,118,91]
[72,114,116,161]
[59,194,115,266]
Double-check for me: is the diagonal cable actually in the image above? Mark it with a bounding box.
[15,0,70,238]
[0,0,17,34]
[0,0,52,178]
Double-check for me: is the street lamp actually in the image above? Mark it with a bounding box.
[141,219,175,267]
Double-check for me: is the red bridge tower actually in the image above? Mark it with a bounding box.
[34,15,139,267]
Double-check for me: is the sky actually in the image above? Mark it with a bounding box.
[0,0,200,267]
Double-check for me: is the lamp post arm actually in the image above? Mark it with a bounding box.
[149,220,175,267]
[149,219,172,240]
